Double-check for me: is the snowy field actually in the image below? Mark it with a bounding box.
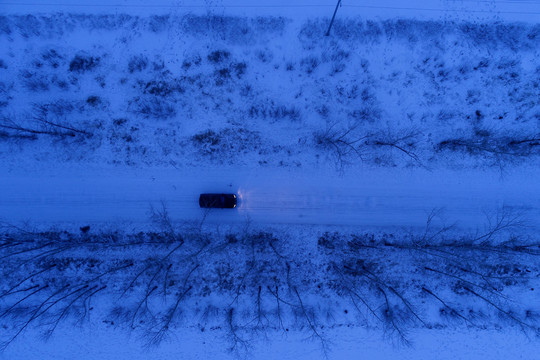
[0,1,540,359]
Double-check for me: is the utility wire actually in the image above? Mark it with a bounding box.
[0,1,539,16]
[345,4,540,15]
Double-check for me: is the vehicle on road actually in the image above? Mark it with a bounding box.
[199,193,237,208]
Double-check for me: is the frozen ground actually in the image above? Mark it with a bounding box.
[1,10,539,172]
[4,322,540,360]
[0,222,538,360]
[0,1,539,359]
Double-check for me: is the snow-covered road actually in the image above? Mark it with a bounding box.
[1,167,539,230]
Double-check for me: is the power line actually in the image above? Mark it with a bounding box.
[447,0,539,4]
[0,1,539,16]
[345,4,540,15]
[1,2,337,7]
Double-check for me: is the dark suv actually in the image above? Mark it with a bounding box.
[199,193,237,208]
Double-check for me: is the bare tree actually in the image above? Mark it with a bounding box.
[473,207,527,245]
[314,121,370,172]
[422,287,476,327]
[145,263,198,346]
[294,287,330,357]
[365,129,422,165]
[227,307,250,354]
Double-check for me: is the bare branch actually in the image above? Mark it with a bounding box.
[294,287,329,356]
[0,264,57,299]
[422,287,476,326]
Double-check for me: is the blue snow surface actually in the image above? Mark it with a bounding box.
[0,1,539,359]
